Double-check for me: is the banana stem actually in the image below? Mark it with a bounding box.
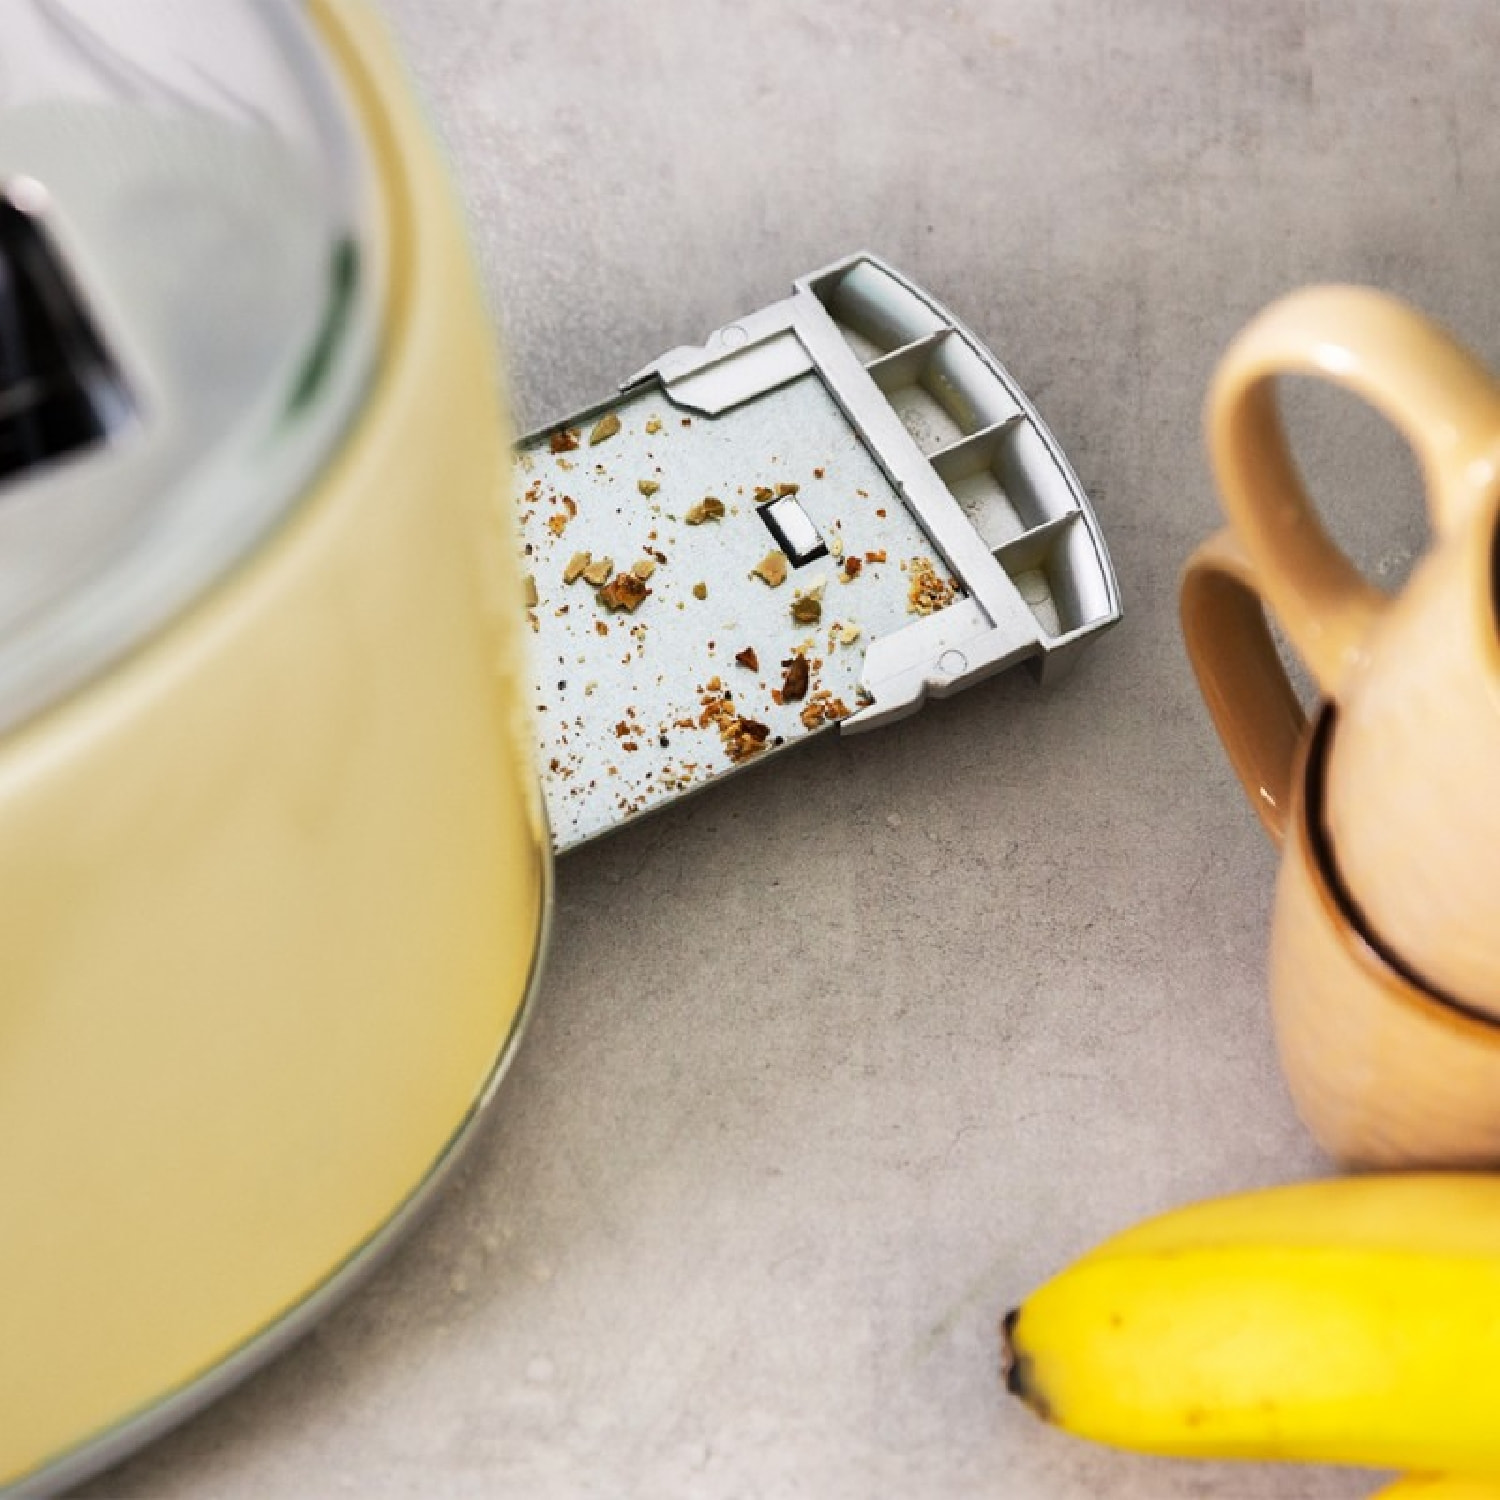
[1000,1307,1054,1422]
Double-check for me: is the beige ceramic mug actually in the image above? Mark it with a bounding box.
[1208,285,1500,1008]
[1181,530,1500,1168]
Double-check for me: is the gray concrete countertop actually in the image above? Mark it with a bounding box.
[75,3,1500,1496]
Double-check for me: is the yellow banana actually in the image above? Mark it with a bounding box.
[1002,1174,1500,1474]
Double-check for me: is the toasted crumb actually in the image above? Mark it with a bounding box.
[834,621,862,647]
[549,428,580,453]
[638,479,660,497]
[842,555,863,581]
[563,551,592,584]
[865,549,887,564]
[800,690,851,730]
[594,620,609,637]
[692,582,708,600]
[583,557,614,587]
[599,573,651,612]
[685,496,726,525]
[907,555,958,616]
[780,654,810,702]
[735,647,760,671]
[775,482,800,497]
[791,596,822,624]
[522,574,538,607]
[698,683,771,762]
[813,467,825,479]
[589,413,621,445]
[632,558,658,581]
[753,552,789,587]
[733,720,770,758]
[645,417,663,435]
[546,513,569,537]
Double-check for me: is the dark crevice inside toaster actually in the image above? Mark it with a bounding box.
[0,195,134,487]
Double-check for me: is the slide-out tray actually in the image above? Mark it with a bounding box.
[515,253,1120,853]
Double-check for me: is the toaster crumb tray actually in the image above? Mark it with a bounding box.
[514,253,1121,853]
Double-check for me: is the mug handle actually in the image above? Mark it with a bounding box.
[1180,530,1307,847]
[1208,285,1500,693]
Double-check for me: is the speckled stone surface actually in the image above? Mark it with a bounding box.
[73,2,1500,1496]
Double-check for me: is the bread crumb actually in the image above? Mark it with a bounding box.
[698,683,771,762]
[685,496,726,525]
[599,573,650,612]
[907,556,958,616]
[800,690,851,729]
[752,552,789,587]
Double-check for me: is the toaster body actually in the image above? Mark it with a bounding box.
[0,3,548,1489]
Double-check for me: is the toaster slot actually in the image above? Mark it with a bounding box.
[0,189,133,486]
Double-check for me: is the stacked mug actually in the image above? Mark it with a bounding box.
[1183,286,1500,1168]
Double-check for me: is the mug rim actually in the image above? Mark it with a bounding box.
[1301,702,1500,1037]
